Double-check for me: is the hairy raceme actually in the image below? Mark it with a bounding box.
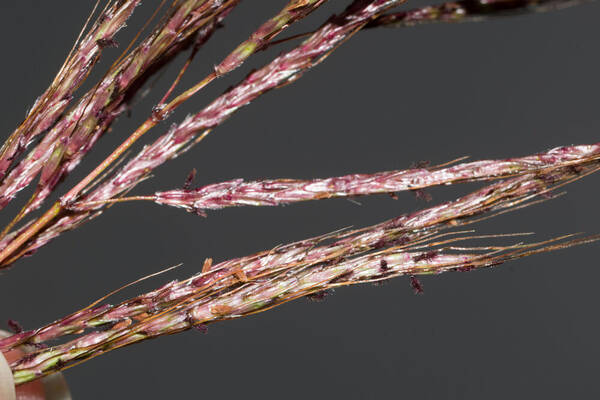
[74,143,598,214]
[0,0,598,391]
[11,142,591,261]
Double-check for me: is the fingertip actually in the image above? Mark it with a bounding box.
[2,346,46,400]
[40,372,72,400]
[0,349,16,400]
[0,330,72,400]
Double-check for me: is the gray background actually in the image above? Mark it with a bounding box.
[1,1,600,398]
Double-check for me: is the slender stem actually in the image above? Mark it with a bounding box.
[268,31,312,48]
[75,196,155,208]
[157,38,203,106]
[0,203,61,266]
[0,192,37,240]
[157,73,217,120]
[61,119,156,205]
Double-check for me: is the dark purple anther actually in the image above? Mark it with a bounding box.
[306,289,333,302]
[410,160,431,169]
[413,188,432,202]
[183,168,197,191]
[96,38,119,48]
[373,239,387,249]
[412,251,437,263]
[192,207,207,217]
[409,276,424,295]
[380,259,389,271]
[193,324,208,334]
[392,236,410,247]
[568,165,584,175]
[7,319,23,334]
[13,352,37,366]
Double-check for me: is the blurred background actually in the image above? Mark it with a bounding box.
[1,1,599,398]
